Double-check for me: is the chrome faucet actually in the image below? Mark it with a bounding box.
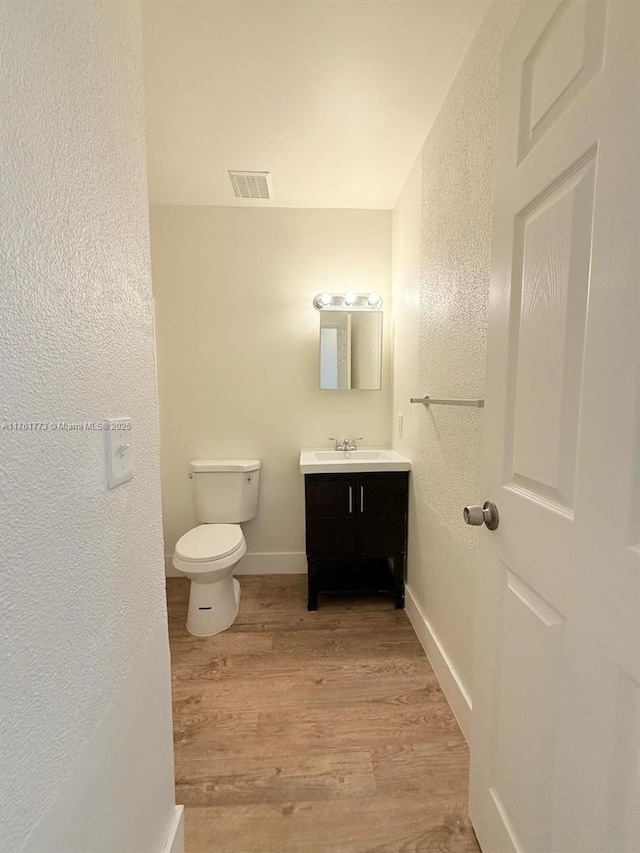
[329,437,348,451]
[329,437,363,451]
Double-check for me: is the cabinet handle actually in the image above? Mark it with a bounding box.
[360,485,364,513]
[348,486,353,514]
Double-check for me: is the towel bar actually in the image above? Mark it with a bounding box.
[410,396,484,408]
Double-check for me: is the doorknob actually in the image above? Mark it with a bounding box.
[463,501,499,530]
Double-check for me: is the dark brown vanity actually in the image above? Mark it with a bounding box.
[303,471,409,610]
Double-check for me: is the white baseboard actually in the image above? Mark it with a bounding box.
[404,583,472,742]
[235,551,307,575]
[161,805,184,853]
[164,554,180,577]
[165,551,307,577]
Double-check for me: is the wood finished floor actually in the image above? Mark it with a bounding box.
[167,575,480,853]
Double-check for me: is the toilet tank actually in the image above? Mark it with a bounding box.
[189,459,261,523]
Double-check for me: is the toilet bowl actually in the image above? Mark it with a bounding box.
[173,523,247,636]
[173,458,261,636]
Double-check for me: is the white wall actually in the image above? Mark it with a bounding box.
[150,206,392,574]
[392,0,525,735]
[0,2,178,851]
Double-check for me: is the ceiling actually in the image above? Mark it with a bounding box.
[141,0,491,209]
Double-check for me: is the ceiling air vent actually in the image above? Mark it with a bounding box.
[228,170,273,200]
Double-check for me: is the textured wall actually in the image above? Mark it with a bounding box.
[150,206,392,571]
[392,0,525,697]
[0,1,176,850]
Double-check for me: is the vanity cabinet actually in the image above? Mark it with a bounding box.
[304,471,408,610]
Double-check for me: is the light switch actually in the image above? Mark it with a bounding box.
[397,414,404,437]
[105,418,133,488]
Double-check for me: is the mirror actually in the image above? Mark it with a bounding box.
[319,310,382,390]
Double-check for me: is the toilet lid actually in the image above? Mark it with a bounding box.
[175,524,244,562]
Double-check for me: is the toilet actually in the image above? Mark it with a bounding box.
[172,458,261,636]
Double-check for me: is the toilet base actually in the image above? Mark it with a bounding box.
[186,577,241,637]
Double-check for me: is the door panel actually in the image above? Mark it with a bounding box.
[518,0,607,161]
[470,0,640,851]
[357,474,407,518]
[607,667,640,848]
[508,152,595,513]
[305,477,354,518]
[490,566,565,853]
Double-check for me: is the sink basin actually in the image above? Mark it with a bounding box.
[314,450,392,461]
[300,448,411,474]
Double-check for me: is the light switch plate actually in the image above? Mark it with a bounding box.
[105,418,133,488]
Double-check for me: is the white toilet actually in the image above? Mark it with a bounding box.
[172,459,261,636]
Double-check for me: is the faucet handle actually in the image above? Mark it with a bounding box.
[329,437,343,450]
[347,437,363,450]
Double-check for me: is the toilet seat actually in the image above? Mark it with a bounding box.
[175,523,244,563]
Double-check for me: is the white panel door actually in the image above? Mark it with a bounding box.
[469,1,640,851]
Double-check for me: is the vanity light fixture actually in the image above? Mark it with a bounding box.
[312,292,383,311]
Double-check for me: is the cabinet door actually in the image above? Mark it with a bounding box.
[305,476,356,555]
[356,474,407,517]
[305,477,354,518]
[355,473,407,554]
